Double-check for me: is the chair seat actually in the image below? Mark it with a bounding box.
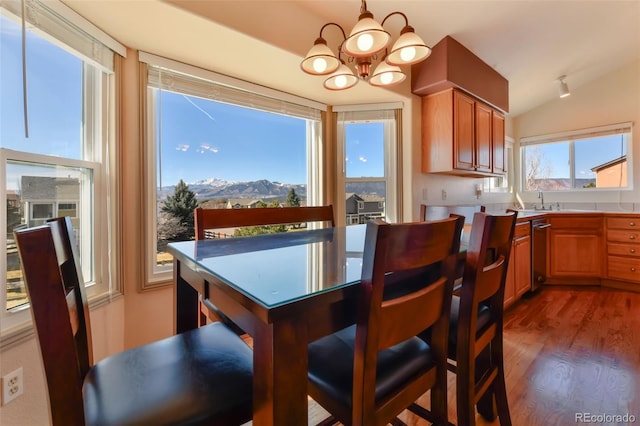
[447,295,491,358]
[83,322,253,426]
[308,325,434,408]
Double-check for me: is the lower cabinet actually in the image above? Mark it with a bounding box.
[606,216,640,290]
[505,221,531,308]
[548,215,603,284]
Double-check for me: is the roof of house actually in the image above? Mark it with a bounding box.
[20,176,80,201]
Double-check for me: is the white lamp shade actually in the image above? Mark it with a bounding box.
[324,63,358,90]
[343,14,390,57]
[301,41,340,75]
[369,61,405,87]
[386,30,431,65]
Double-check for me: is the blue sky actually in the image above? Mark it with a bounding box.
[1,15,82,161]
[157,91,308,186]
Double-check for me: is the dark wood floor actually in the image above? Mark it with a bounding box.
[304,286,640,426]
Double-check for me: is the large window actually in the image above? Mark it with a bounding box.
[520,123,632,191]
[336,107,400,225]
[0,1,122,332]
[141,53,325,285]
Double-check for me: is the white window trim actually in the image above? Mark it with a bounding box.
[0,0,118,344]
[519,122,633,193]
[142,54,326,287]
[0,149,104,331]
[336,105,400,225]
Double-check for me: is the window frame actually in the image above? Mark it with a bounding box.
[1,149,105,331]
[335,105,401,226]
[0,0,123,342]
[519,123,633,193]
[140,53,327,288]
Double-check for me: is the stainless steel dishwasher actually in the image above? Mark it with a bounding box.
[531,218,551,291]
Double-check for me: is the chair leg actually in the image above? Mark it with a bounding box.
[476,389,496,422]
[492,368,512,426]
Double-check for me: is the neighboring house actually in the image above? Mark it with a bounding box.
[345,193,385,224]
[20,176,79,228]
[592,156,627,188]
[225,198,266,209]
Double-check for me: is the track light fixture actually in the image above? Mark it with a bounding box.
[300,0,431,90]
[558,75,570,98]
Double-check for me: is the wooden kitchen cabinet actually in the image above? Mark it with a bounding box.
[492,111,506,174]
[505,221,531,308]
[548,215,603,284]
[605,216,640,288]
[421,88,504,177]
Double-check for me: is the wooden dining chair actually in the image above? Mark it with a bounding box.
[194,205,335,240]
[194,205,335,327]
[307,217,462,426]
[410,211,517,426]
[15,217,253,426]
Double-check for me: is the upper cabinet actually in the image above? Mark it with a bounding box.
[421,88,505,177]
[411,35,509,177]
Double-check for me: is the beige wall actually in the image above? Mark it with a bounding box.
[0,299,124,425]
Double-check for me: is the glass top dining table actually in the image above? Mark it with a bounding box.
[170,224,366,308]
[167,223,466,425]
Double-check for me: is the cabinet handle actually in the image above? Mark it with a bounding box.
[630,234,636,240]
[631,267,637,273]
[630,222,636,227]
[631,248,637,254]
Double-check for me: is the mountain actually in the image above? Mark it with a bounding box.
[159,179,307,201]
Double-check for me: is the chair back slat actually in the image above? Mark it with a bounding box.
[194,205,334,240]
[14,220,87,425]
[378,276,447,348]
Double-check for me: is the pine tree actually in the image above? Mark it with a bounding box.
[286,188,301,207]
[161,179,197,240]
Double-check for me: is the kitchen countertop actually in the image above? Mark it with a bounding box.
[513,209,639,221]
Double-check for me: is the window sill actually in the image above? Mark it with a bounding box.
[0,290,123,352]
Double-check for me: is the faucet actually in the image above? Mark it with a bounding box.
[538,191,544,209]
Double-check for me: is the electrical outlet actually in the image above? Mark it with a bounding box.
[2,367,23,405]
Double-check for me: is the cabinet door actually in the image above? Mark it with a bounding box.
[475,102,492,173]
[514,235,532,297]
[549,233,602,277]
[492,111,506,174]
[549,216,603,282]
[453,91,475,171]
[504,240,516,308]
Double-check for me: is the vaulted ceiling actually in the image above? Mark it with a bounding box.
[64,0,640,117]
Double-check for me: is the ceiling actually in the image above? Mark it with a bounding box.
[63,0,640,117]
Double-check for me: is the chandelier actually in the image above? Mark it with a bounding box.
[300,0,431,90]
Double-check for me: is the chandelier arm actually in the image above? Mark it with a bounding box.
[319,22,347,41]
[380,11,409,28]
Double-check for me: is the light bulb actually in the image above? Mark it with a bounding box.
[313,58,327,73]
[357,34,374,52]
[380,72,393,85]
[334,75,347,88]
[400,46,416,62]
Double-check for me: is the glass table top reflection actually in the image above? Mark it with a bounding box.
[169,225,367,309]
